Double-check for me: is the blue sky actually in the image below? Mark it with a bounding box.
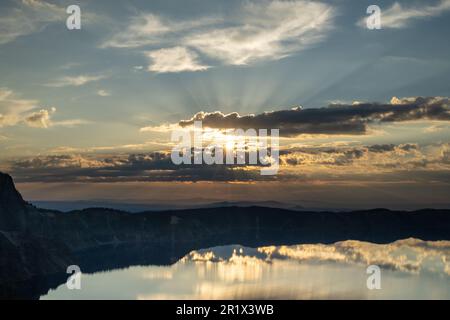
[0,0,449,208]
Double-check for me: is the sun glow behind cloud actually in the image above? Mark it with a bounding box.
[0,1,449,208]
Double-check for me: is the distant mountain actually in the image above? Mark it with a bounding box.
[31,199,349,213]
[1,171,450,299]
[31,199,303,213]
[205,200,301,210]
[31,200,180,213]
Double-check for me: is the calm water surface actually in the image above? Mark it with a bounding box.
[41,239,450,300]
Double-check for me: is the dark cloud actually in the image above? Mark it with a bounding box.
[367,144,396,153]
[279,143,425,167]
[179,97,450,136]
[400,143,419,152]
[9,152,273,183]
[5,143,448,183]
[367,144,418,153]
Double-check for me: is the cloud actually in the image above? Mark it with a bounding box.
[140,123,181,133]
[0,87,39,127]
[24,107,55,128]
[8,153,265,183]
[102,14,175,48]
[358,0,450,29]
[101,13,220,48]
[6,142,450,183]
[97,90,111,97]
[178,97,450,136]
[0,88,88,129]
[146,47,210,73]
[0,0,65,45]
[279,143,425,168]
[45,75,107,87]
[103,1,335,71]
[51,119,91,128]
[185,0,335,65]
[23,108,89,128]
[424,123,448,133]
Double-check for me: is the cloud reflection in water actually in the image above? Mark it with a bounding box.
[42,239,450,300]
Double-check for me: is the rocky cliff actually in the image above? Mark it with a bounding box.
[0,172,73,297]
[0,172,28,231]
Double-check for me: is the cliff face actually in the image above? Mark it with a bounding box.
[0,231,72,282]
[0,172,28,231]
[0,172,73,295]
[0,173,25,206]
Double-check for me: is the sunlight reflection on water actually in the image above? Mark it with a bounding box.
[41,239,450,300]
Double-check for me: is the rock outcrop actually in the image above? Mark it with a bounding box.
[0,172,28,231]
[0,172,73,298]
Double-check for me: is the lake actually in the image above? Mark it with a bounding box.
[41,238,450,300]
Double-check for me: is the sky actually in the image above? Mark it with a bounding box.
[0,0,449,209]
